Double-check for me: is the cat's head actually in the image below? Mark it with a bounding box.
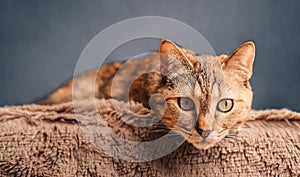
[154,39,255,149]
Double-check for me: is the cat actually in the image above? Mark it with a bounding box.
[41,39,300,150]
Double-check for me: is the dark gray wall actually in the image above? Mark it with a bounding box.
[1,0,300,111]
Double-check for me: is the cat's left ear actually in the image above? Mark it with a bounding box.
[159,39,194,71]
[221,41,255,80]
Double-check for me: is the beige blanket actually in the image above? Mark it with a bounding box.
[0,99,299,176]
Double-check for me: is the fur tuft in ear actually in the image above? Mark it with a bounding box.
[222,41,255,80]
[159,39,194,72]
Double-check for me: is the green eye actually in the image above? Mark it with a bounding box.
[217,98,234,113]
[178,97,195,111]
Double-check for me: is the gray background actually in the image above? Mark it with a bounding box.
[0,0,299,111]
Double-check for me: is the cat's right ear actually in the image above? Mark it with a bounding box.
[159,39,193,73]
[221,41,255,81]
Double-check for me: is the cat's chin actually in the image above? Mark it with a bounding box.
[189,140,218,150]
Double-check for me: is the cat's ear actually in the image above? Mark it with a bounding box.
[159,39,193,71]
[221,41,255,80]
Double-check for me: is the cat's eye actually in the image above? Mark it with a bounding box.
[178,97,195,111]
[216,99,234,113]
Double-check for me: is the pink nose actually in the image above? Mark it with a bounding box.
[201,130,212,138]
[196,127,212,139]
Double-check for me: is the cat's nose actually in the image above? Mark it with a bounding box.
[196,127,212,139]
[200,130,212,139]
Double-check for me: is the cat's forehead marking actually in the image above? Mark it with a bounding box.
[192,55,225,109]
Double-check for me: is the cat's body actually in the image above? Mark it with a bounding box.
[41,39,300,149]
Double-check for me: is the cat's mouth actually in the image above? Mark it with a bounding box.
[199,130,217,143]
[187,129,220,149]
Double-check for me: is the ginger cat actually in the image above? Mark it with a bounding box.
[41,39,300,149]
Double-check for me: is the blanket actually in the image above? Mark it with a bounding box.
[0,99,299,176]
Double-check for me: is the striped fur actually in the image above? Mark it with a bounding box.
[41,39,299,150]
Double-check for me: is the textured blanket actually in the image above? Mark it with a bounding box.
[0,99,299,176]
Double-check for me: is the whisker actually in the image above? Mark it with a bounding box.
[225,134,237,139]
[150,129,170,133]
